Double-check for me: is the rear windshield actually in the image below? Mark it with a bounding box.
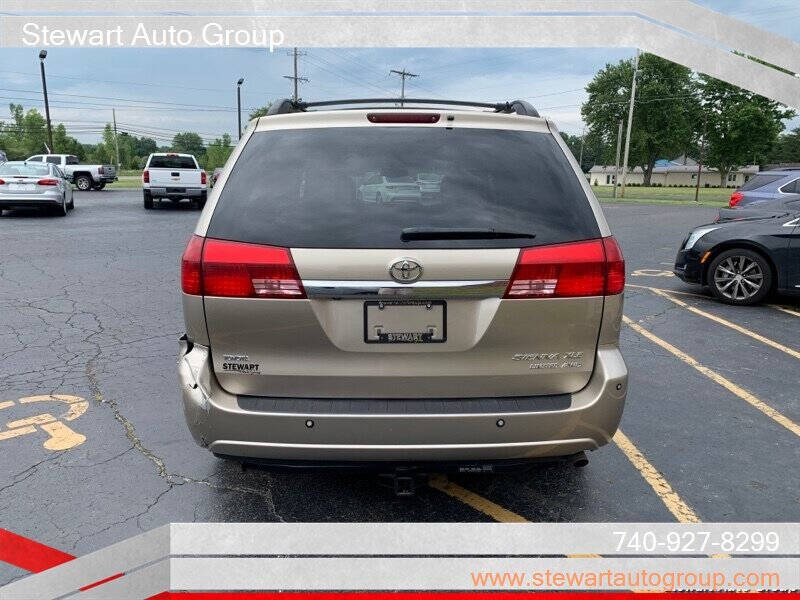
[739,174,785,191]
[0,163,50,177]
[209,127,600,249]
[148,155,197,169]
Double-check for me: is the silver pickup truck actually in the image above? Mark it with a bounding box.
[25,154,117,191]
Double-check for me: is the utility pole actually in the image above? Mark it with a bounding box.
[236,78,244,139]
[390,68,418,106]
[112,109,120,171]
[620,49,640,198]
[613,119,623,200]
[283,48,308,102]
[694,115,707,203]
[38,50,54,153]
[578,126,585,170]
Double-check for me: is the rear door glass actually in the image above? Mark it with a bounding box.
[149,156,198,169]
[209,127,600,249]
[0,163,50,177]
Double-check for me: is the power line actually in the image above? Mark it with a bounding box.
[303,52,395,96]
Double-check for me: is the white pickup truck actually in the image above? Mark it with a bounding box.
[26,154,117,191]
[142,153,207,210]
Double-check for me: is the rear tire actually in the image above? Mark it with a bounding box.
[52,197,67,217]
[708,248,772,305]
[195,192,207,210]
[92,182,105,190]
[67,196,74,210]
[143,190,154,210]
[74,175,92,191]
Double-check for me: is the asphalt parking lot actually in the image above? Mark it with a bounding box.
[1,190,798,583]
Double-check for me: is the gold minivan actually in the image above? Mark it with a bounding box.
[178,99,627,473]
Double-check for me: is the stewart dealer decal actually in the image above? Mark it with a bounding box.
[222,354,260,374]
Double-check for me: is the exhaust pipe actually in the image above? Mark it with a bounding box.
[571,451,589,468]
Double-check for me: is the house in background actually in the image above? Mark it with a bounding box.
[588,156,759,188]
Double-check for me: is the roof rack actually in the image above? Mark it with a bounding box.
[266,98,540,117]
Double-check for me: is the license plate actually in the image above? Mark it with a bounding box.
[9,183,35,191]
[364,300,446,343]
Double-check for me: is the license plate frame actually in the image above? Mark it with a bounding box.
[363,300,447,344]
[9,183,35,192]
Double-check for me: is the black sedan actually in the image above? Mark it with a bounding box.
[674,212,800,305]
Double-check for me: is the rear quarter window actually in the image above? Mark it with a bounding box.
[208,126,600,249]
[739,174,785,192]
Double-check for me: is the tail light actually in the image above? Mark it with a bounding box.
[181,236,305,299]
[200,171,207,185]
[729,191,743,207]
[0,179,5,185]
[98,166,104,175]
[37,178,59,186]
[505,237,625,298]
[367,113,440,124]
[181,236,204,295]
[143,170,150,183]
[602,236,625,295]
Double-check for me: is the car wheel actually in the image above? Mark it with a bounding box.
[143,190,154,210]
[53,197,67,217]
[708,249,772,305]
[92,182,105,190]
[195,193,207,210]
[75,175,92,191]
[67,198,74,210]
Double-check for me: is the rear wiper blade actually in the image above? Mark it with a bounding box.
[401,227,536,241]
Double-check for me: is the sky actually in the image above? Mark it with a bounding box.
[0,0,798,147]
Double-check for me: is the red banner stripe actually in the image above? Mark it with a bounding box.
[78,571,125,591]
[146,594,796,599]
[0,528,75,573]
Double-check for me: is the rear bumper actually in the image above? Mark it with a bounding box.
[0,195,62,208]
[147,186,206,198]
[178,339,627,463]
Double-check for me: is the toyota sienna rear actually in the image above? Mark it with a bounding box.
[178,98,627,470]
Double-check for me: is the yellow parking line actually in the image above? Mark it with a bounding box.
[771,305,800,318]
[428,475,599,556]
[613,430,700,523]
[626,283,800,318]
[647,287,800,361]
[623,315,800,437]
[626,283,709,299]
[428,474,529,522]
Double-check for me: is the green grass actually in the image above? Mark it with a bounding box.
[592,185,731,207]
[118,169,142,177]
[106,176,142,189]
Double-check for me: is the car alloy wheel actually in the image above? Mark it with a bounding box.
[713,255,763,302]
[75,175,92,191]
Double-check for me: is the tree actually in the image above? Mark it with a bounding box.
[765,126,800,165]
[582,53,700,185]
[133,136,158,158]
[203,134,233,171]
[171,132,205,157]
[89,124,117,164]
[249,103,272,120]
[699,75,794,186]
[561,132,598,173]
